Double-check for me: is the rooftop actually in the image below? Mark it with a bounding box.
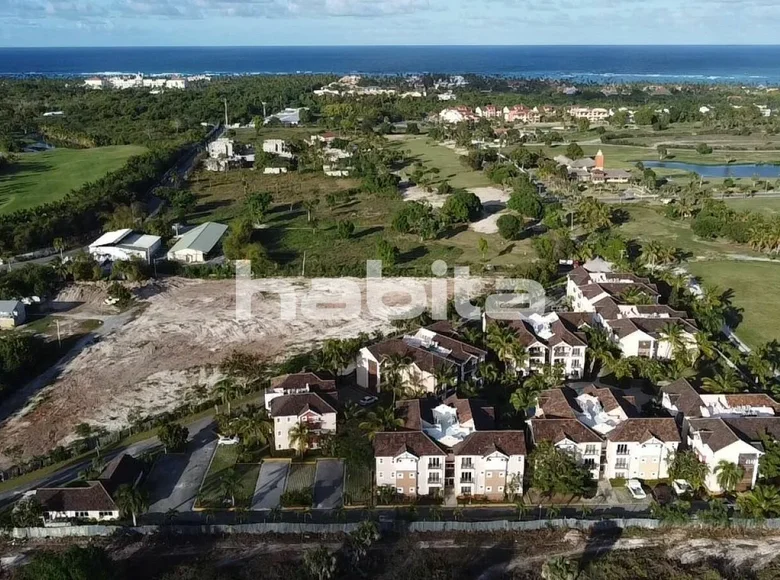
[36,482,117,513]
[269,393,336,418]
[168,222,228,255]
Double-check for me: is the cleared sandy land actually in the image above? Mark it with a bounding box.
[0,276,484,467]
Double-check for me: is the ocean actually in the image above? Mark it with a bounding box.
[2,45,780,84]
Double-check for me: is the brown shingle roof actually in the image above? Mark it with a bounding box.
[722,417,780,446]
[373,431,445,457]
[720,394,780,413]
[528,418,602,444]
[661,378,703,418]
[576,384,623,414]
[536,389,577,419]
[98,454,144,496]
[397,396,495,431]
[269,393,336,417]
[606,418,681,443]
[606,317,698,340]
[367,339,456,375]
[36,482,117,513]
[270,372,336,392]
[453,431,526,457]
[687,418,741,452]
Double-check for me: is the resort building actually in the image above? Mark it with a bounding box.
[603,418,681,480]
[527,418,603,480]
[89,229,162,263]
[356,325,486,394]
[270,393,337,452]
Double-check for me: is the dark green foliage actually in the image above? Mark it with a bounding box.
[530,441,593,495]
[158,421,189,452]
[280,487,313,507]
[336,220,356,239]
[18,545,121,580]
[0,264,59,298]
[440,189,483,224]
[564,142,584,159]
[496,214,523,240]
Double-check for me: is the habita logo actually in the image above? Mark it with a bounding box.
[235,260,546,322]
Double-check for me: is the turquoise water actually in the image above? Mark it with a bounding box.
[644,161,780,178]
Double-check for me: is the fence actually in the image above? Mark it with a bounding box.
[9,517,780,539]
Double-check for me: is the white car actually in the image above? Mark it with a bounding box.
[358,395,378,407]
[672,479,693,496]
[626,479,647,500]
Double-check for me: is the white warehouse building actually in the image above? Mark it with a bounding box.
[89,229,162,263]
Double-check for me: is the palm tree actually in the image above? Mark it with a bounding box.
[359,406,403,441]
[289,422,311,456]
[619,286,654,305]
[486,323,522,368]
[702,368,746,394]
[303,198,320,223]
[214,378,238,414]
[693,332,717,362]
[115,484,148,527]
[510,387,539,414]
[603,353,634,382]
[542,556,578,580]
[737,484,780,519]
[584,327,619,378]
[382,353,412,404]
[746,352,774,386]
[515,500,530,521]
[659,321,688,359]
[434,365,457,395]
[715,460,744,494]
[219,468,242,507]
[478,361,500,385]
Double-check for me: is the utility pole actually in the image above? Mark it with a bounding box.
[301,251,306,277]
[223,97,229,128]
[262,101,267,119]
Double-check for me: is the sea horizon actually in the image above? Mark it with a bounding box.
[3,45,780,84]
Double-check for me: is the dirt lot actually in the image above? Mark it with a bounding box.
[0,276,484,467]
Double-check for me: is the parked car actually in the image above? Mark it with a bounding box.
[672,479,693,496]
[358,395,378,407]
[626,479,647,500]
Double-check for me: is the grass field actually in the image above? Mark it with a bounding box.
[393,135,492,189]
[344,462,372,506]
[286,462,316,492]
[686,260,780,348]
[618,205,762,259]
[725,196,780,215]
[0,145,146,214]
[186,165,536,275]
[197,445,259,509]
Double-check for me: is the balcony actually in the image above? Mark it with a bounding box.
[428,460,443,470]
[428,475,442,484]
[459,475,474,484]
[460,460,474,470]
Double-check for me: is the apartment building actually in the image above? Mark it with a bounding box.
[452,432,526,499]
[270,393,337,452]
[661,378,780,421]
[439,107,476,124]
[356,325,486,394]
[603,418,681,480]
[264,372,336,411]
[568,106,610,123]
[527,418,603,480]
[489,312,590,379]
[685,417,780,493]
[534,385,633,434]
[374,431,447,497]
[475,105,502,119]
[503,105,542,123]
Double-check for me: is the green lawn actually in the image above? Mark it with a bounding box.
[186,165,535,276]
[197,445,259,509]
[393,135,492,189]
[725,196,780,215]
[686,260,780,348]
[0,145,147,214]
[285,462,316,493]
[344,462,373,506]
[618,205,762,259]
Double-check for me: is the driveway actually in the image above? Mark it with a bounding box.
[146,441,217,513]
[251,461,289,510]
[313,459,344,510]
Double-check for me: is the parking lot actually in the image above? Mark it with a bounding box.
[251,460,290,510]
[146,441,217,513]
[313,459,344,509]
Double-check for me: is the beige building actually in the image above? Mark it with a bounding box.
[270,393,337,452]
[603,418,681,480]
[527,418,603,480]
[452,431,526,499]
[374,431,447,497]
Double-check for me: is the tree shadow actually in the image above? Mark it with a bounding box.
[579,525,624,570]
[439,224,468,239]
[498,243,515,256]
[353,226,383,240]
[398,245,429,264]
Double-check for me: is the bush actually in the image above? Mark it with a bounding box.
[496,214,523,240]
[336,220,355,239]
[107,282,133,307]
[158,421,189,452]
[696,142,713,155]
[406,122,420,135]
[440,189,483,224]
[280,487,313,507]
[507,190,542,219]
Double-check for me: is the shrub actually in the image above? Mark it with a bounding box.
[696,142,713,155]
[496,214,523,240]
[281,487,314,507]
[440,189,483,224]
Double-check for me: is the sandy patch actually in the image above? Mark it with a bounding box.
[441,140,469,156]
[469,210,510,234]
[0,276,485,466]
[401,185,447,207]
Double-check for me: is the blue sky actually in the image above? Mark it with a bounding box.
[0,0,778,46]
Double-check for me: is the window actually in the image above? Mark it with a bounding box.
[390,472,395,478]
[75,511,89,518]
[572,348,581,357]
[498,486,504,492]
[398,472,404,479]
[572,359,581,368]
[429,458,441,469]
[378,472,383,478]
[461,486,472,495]
[461,459,474,469]
[615,458,629,470]
[98,511,113,518]
[616,444,629,455]
[585,445,598,455]
[379,458,384,464]
[409,487,415,493]
[409,472,415,479]
[486,486,492,492]
[287,417,291,422]
[583,458,596,469]
[397,487,404,494]
[486,472,492,478]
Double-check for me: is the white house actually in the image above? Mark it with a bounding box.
[269,393,337,452]
[475,105,502,119]
[374,431,447,498]
[0,300,26,329]
[439,107,475,124]
[207,137,235,160]
[504,105,541,124]
[262,139,294,159]
[452,431,526,499]
[89,229,162,263]
[568,106,610,123]
[166,222,228,264]
[604,418,681,480]
[35,482,120,523]
[264,372,336,411]
[356,325,486,393]
[84,77,106,89]
[528,418,603,480]
[686,417,779,493]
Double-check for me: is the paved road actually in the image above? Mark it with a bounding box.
[252,461,290,510]
[313,459,344,510]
